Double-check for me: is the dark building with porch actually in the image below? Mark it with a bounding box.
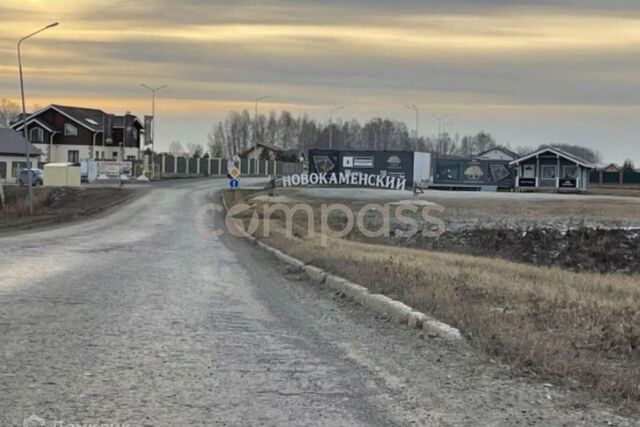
[510,146,593,192]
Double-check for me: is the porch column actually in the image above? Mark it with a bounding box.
[535,156,540,187]
[556,157,560,188]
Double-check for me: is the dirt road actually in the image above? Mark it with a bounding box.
[0,178,637,426]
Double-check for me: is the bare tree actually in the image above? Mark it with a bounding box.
[0,99,20,127]
[186,142,204,157]
[168,141,185,155]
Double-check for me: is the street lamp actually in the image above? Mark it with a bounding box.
[431,113,451,142]
[141,83,167,178]
[329,106,344,149]
[404,104,419,145]
[254,96,270,146]
[18,22,59,216]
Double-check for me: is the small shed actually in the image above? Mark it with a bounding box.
[44,163,81,187]
[510,147,593,192]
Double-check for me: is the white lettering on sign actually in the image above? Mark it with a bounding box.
[281,172,406,191]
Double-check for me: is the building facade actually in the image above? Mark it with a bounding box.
[510,146,593,192]
[0,128,42,182]
[11,105,143,164]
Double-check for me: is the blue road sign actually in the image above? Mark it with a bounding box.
[229,178,239,189]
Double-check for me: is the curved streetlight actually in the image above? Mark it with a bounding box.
[329,106,344,150]
[404,104,419,144]
[18,22,59,216]
[141,84,168,178]
[431,113,451,143]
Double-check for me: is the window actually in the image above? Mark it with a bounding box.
[113,151,119,159]
[65,123,78,136]
[542,165,557,179]
[30,127,44,143]
[563,165,577,179]
[68,150,79,163]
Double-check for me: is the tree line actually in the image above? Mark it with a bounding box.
[1,99,614,165]
[203,109,605,164]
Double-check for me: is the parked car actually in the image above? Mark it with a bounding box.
[17,168,44,186]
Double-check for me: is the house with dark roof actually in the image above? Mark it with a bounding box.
[241,142,283,161]
[509,146,594,192]
[0,128,43,182]
[10,104,144,163]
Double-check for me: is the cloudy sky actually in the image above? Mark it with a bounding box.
[1,0,639,162]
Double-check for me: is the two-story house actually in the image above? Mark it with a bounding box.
[10,104,144,163]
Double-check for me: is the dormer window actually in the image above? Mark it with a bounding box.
[65,123,78,136]
[30,127,44,143]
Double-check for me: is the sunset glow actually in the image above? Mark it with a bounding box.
[2,0,640,161]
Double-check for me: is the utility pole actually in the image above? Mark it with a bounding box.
[254,96,270,146]
[18,22,59,216]
[329,106,344,149]
[141,84,167,178]
[404,104,419,148]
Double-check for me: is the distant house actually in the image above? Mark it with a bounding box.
[476,147,518,161]
[510,146,594,191]
[241,142,283,161]
[0,128,42,182]
[10,104,144,163]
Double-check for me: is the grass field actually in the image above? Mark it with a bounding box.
[223,189,640,411]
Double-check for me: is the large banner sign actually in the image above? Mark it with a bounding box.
[97,161,133,177]
[282,172,406,190]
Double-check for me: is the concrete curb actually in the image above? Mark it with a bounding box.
[218,190,461,341]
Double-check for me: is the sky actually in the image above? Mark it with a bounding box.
[1,0,639,163]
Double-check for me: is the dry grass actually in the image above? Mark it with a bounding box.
[436,198,640,223]
[224,189,640,411]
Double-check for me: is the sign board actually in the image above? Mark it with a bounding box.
[229,178,239,189]
[281,172,406,191]
[518,178,536,187]
[229,166,240,179]
[97,161,132,177]
[559,178,577,188]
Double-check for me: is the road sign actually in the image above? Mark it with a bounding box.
[229,166,241,179]
[229,178,239,189]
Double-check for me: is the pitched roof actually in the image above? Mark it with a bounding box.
[476,146,518,159]
[12,117,58,133]
[509,146,594,168]
[11,104,144,133]
[242,142,284,156]
[0,128,43,156]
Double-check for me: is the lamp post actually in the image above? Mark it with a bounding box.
[18,22,58,216]
[404,104,419,147]
[141,83,167,178]
[329,106,344,149]
[431,113,451,143]
[254,96,270,146]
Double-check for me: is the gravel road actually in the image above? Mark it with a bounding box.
[1,178,638,426]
